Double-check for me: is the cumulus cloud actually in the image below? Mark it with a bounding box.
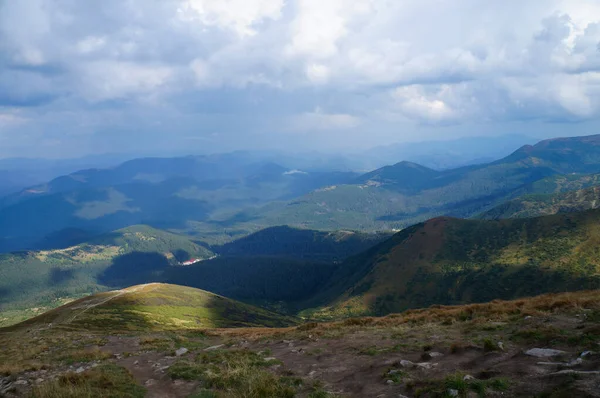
[0,0,600,156]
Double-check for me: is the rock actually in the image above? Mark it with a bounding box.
[75,367,85,374]
[398,359,414,368]
[308,370,318,378]
[448,389,459,397]
[175,347,188,357]
[537,362,565,366]
[416,362,438,370]
[388,369,402,375]
[35,378,44,384]
[548,370,600,376]
[525,348,567,358]
[463,375,476,381]
[429,352,444,358]
[263,357,278,362]
[568,358,583,366]
[524,316,533,320]
[386,379,394,385]
[497,342,505,351]
[204,344,224,351]
[581,351,594,357]
[14,379,28,385]
[133,360,139,365]
[144,379,156,387]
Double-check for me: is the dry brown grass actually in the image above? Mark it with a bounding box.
[204,290,600,341]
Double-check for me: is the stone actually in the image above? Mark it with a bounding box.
[581,351,594,357]
[398,359,414,368]
[35,378,44,384]
[568,358,583,366]
[175,347,188,357]
[388,369,402,375]
[75,367,85,374]
[308,370,318,378]
[448,389,459,397]
[416,362,438,370]
[263,357,278,362]
[497,342,505,351]
[463,375,476,381]
[537,362,565,366]
[144,379,156,387]
[204,344,224,351]
[386,379,394,385]
[429,352,444,358]
[525,348,567,358]
[134,360,139,365]
[548,370,600,376]
[14,379,28,385]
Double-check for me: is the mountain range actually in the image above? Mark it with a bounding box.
[4,134,600,397]
[4,133,600,327]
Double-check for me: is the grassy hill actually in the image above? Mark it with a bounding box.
[479,185,600,219]
[0,225,213,326]
[221,134,600,232]
[8,283,296,332]
[307,209,600,318]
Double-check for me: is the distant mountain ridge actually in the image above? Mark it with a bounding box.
[230,134,600,232]
[3,133,600,253]
[0,154,357,252]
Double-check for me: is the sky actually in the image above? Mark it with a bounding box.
[1,0,600,158]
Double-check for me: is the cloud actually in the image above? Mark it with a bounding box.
[289,108,361,131]
[0,0,600,157]
[178,0,284,36]
[392,86,460,124]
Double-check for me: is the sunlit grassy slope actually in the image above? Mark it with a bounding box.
[7,283,296,332]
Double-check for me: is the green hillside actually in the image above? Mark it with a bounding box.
[8,283,295,331]
[479,185,600,219]
[308,209,600,318]
[222,134,600,232]
[0,225,213,326]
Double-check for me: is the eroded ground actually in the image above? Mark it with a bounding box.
[2,291,600,397]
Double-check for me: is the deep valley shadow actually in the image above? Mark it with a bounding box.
[99,251,170,288]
